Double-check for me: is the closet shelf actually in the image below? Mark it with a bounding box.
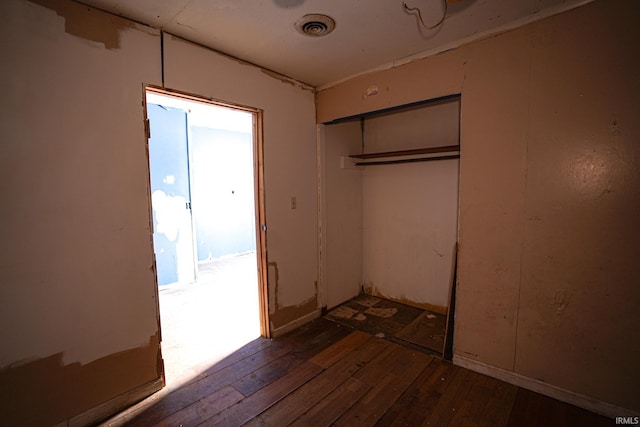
[349,145,460,166]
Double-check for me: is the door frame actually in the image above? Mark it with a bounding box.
[143,85,271,339]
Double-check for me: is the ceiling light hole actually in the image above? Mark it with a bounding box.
[295,14,335,37]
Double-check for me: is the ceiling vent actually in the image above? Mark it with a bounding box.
[295,14,336,37]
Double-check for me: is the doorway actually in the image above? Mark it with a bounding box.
[144,87,268,387]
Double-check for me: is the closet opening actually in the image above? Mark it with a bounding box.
[320,94,461,359]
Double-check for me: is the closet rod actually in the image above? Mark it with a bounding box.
[350,145,459,159]
[354,153,460,166]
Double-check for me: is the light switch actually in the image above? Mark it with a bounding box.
[291,196,297,210]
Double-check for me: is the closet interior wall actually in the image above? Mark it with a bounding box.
[361,98,460,312]
[321,98,461,313]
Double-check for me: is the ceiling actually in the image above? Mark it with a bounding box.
[78,0,590,88]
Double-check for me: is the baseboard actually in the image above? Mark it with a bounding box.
[271,309,321,338]
[453,354,638,419]
[53,377,164,427]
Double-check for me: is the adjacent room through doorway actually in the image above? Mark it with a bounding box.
[145,88,265,388]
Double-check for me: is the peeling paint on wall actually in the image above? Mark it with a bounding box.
[0,333,161,426]
[260,68,315,92]
[267,261,279,315]
[269,296,317,329]
[28,0,145,49]
[1,0,163,422]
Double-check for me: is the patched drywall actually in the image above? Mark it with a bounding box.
[0,0,161,368]
[316,0,640,414]
[0,0,162,424]
[27,0,152,49]
[269,297,318,331]
[0,333,161,426]
[162,34,318,328]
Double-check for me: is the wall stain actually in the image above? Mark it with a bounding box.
[552,289,570,315]
[268,261,280,311]
[609,119,622,136]
[363,284,447,315]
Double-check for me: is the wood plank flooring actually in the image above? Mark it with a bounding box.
[105,318,612,427]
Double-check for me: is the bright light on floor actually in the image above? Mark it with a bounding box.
[158,252,261,389]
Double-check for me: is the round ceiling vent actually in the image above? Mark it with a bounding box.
[295,14,336,37]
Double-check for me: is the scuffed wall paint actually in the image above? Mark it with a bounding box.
[316,0,640,414]
[455,26,531,371]
[514,2,640,410]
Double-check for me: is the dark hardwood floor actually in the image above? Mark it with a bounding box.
[104,317,611,427]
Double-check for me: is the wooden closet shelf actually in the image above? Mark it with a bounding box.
[349,145,460,160]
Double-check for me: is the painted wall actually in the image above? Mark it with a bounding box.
[162,34,318,331]
[147,104,195,286]
[0,0,318,425]
[0,0,162,425]
[316,0,640,414]
[320,122,363,309]
[361,100,460,312]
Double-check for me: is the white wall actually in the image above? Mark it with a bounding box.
[362,101,460,311]
[0,0,162,424]
[320,122,363,309]
[162,34,318,328]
